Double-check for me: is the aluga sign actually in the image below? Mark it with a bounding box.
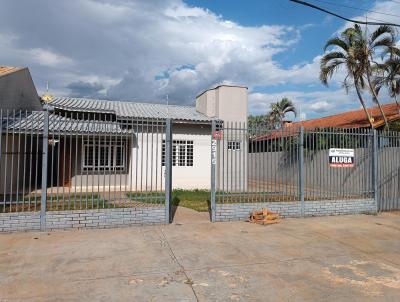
[329,148,355,168]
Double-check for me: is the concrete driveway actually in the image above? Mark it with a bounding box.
[1,209,400,301]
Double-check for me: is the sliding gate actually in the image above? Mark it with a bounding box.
[211,122,400,221]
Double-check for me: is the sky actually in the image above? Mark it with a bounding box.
[0,0,399,120]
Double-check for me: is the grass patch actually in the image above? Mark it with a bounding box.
[126,189,211,212]
[171,189,210,212]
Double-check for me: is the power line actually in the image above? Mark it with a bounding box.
[314,4,397,25]
[289,0,400,27]
[312,0,400,18]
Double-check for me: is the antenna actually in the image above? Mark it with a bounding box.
[41,81,53,103]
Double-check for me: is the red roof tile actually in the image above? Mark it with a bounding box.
[255,102,400,141]
[291,102,400,130]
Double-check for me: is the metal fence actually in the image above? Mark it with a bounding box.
[0,110,172,221]
[213,121,399,211]
[377,130,400,211]
[303,128,374,201]
[2,109,400,228]
[214,123,300,203]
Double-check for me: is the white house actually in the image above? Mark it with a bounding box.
[46,85,248,191]
[0,66,248,195]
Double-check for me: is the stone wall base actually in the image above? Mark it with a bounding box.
[0,207,166,232]
[215,199,376,222]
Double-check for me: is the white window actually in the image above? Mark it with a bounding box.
[228,141,241,150]
[162,140,193,167]
[83,140,126,171]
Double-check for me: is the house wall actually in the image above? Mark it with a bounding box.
[169,123,211,189]
[196,85,248,123]
[0,68,42,111]
[68,137,130,191]
[129,123,212,190]
[64,123,212,192]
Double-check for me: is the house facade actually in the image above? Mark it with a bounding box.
[0,66,248,196]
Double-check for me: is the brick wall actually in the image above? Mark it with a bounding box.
[216,199,377,221]
[0,212,41,232]
[0,207,166,232]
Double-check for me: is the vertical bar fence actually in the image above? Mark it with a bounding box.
[0,110,169,227]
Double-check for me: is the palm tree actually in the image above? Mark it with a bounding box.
[374,57,400,113]
[320,27,374,128]
[268,98,297,129]
[352,24,397,128]
[321,24,398,128]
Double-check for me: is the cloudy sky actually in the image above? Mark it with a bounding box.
[0,0,399,120]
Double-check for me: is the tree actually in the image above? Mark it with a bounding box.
[268,98,297,129]
[248,114,269,129]
[374,57,400,112]
[321,27,372,127]
[320,24,398,129]
[352,24,397,128]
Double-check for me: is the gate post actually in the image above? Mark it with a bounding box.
[210,120,217,222]
[299,127,305,217]
[373,129,379,212]
[40,106,51,231]
[165,118,173,224]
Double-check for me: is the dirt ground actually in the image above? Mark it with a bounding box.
[1,209,400,301]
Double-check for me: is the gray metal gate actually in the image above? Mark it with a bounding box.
[210,121,400,221]
[0,109,173,230]
[377,130,400,211]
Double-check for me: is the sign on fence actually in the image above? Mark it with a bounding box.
[211,139,217,165]
[329,148,354,168]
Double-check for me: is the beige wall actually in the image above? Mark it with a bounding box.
[196,85,248,123]
[69,124,212,192]
[0,68,42,111]
[130,123,212,190]
[168,124,211,189]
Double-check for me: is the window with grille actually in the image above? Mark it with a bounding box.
[227,141,241,150]
[83,140,126,171]
[162,140,193,166]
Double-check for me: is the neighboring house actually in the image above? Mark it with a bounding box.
[0,66,42,111]
[255,102,400,144]
[0,66,43,195]
[0,68,248,194]
[288,102,400,130]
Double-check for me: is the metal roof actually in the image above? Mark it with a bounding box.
[3,111,131,135]
[49,97,212,122]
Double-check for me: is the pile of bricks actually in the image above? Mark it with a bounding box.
[249,208,280,225]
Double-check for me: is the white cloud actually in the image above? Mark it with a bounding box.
[28,48,73,67]
[0,0,316,105]
[309,101,333,113]
[248,89,361,118]
[0,0,397,118]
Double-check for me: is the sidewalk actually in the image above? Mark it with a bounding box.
[1,211,399,301]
